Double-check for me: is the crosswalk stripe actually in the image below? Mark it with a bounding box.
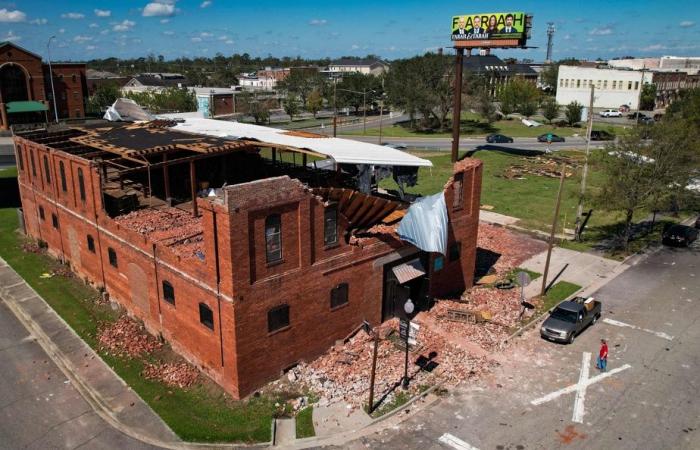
[438,433,480,450]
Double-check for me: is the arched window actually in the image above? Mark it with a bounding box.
[324,206,338,246]
[265,214,282,263]
[77,168,86,202]
[86,234,95,253]
[162,281,175,305]
[59,161,67,192]
[17,145,24,171]
[43,155,51,183]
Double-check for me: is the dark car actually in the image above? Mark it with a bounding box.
[638,116,654,125]
[590,130,615,141]
[381,142,408,150]
[662,224,699,247]
[486,133,514,143]
[537,133,565,143]
[628,112,648,120]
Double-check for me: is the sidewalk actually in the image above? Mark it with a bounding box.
[0,256,181,448]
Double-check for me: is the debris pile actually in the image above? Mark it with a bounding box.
[97,316,162,358]
[22,242,43,254]
[477,223,547,276]
[142,362,199,388]
[502,155,578,179]
[114,208,204,259]
[290,319,493,408]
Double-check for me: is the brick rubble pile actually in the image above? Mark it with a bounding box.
[97,316,163,358]
[142,362,199,388]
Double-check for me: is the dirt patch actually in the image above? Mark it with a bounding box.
[97,316,162,358]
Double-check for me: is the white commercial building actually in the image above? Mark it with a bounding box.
[608,56,700,75]
[556,65,653,109]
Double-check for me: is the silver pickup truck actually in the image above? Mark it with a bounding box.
[540,297,602,344]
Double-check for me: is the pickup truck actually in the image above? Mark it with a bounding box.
[540,297,601,344]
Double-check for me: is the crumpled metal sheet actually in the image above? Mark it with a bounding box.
[397,191,448,255]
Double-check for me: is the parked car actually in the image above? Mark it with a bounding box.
[618,104,631,112]
[627,112,648,120]
[590,130,615,141]
[537,133,565,143]
[638,116,655,125]
[541,297,602,344]
[599,109,622,118]
[662,224,699,247]
[486,133,514,143]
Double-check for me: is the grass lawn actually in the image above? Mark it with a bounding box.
[295,407,316,438]
[542,281,583,311]
[0,167,290,443]
[346,113,627,139]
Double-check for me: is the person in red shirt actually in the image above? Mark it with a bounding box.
[596,339,608,371]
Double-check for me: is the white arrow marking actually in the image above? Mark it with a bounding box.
[439,433,480,450]
[603,318,674,341]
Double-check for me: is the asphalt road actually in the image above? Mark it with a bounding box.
[338,243,700,450]
[0,299,157,450]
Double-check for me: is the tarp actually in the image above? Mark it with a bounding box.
[103,98,154,122]
[397,191,448,255]
[6,101,48,114]
[172,118,432,167]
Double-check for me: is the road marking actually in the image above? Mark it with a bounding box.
[572,352,591,423]
[603,318,674,341]
[531,353,631,423]
[439,433,480,450]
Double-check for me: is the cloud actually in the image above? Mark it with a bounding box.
[2,30,21,41]
[61,12,85,19]
[162,30,175,35]
[142,2,176,17]
[200,32,213,38]
[680,21,695,28]
[191,37,202,42]
[641,44,667,51]
[563,33,571,41]
[200,1,212,8]
[0,8,26,22]
[160,18,170,24]
[58,28,65,34]
[589,27,612,36]
[217,35,228,40]
[309,19,327,26]
[73,35,93,43]
[94,9,111,17]
[86,45,97,50]
[100,29,109,35]
[30,18,48,25]
[351,44,359,50]
[89,23,99,28]
[113,20,135,31]
[225,40,234,45]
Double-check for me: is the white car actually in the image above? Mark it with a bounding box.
[599,109,622,118]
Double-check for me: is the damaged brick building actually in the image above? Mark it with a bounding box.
[13,116,482,398]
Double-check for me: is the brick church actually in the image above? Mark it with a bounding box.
[0,41,87,130]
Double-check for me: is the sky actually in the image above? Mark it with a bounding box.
[1,0,699,62]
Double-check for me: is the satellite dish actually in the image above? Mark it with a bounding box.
[516,271,531,287]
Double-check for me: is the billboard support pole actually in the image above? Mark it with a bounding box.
[451,47,465,163]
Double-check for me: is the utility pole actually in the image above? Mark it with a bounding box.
[574,85,595,240]
[332,77,338,137]
[451,47,465,163]
[46,36,59,123]
[635,64,647,114]
[541,164,567,296]
[362,89,367,134]
[378,78,385,144]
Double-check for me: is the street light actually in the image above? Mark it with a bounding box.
[402,298,415,390]
[46,36,59,123]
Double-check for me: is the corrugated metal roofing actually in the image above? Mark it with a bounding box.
[392,258,426,284]
[172,118,432,167]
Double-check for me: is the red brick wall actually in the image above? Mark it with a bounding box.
[44,64,87,119]
[211,94,234,117]
[0,43,46,101]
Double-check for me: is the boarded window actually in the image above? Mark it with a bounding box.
[199,303,214,330]
[59,161,67,192]
[17,146,24,171]
[43,155,51,183]
[268,304,290,333]
[86,234,95,253]
[452,173,464,210]
[51,213,59,229]
[330,283,349,309]
[108,247,118,267]
[39,206,45,220]
[265,214,282,263]
[162,281,175,305]
[77,168,86,202]
[449,242,461,262]
[30,150,37,177]
[324,206,338,246]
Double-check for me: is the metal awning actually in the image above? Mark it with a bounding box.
[6,101,48,114]
[392,258,426,284]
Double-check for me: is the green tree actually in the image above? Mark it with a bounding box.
[123,87,196,113]
[541,97,560,124]
[665,87,700,126]
[306,89,323,118]
[336,72,381,115]
[540,64,559,93]
[278,70,326,107]
[87,82,121,115]
[284,93,300,121]
[474,89,498,123]
[497,77,539,117]
[520,100,538,118]
[639,83,657,111]
[565,101,584,126]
